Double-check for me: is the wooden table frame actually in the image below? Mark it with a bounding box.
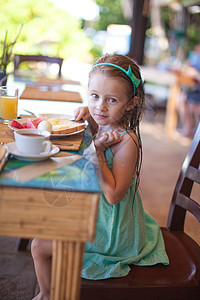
[0,186,99,300]
[165,74,196,137]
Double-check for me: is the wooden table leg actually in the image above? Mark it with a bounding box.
[51,240,84,300]
[165,82,180,138]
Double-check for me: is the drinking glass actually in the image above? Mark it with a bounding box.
[0,86,19,124]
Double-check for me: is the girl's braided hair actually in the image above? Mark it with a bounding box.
[89,54,145,195]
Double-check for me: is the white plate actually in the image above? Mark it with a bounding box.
[8,117,85,137]
[50,128,85,138]
[37,113,74,120]
[6,142,60,162]
[8,117,42,131]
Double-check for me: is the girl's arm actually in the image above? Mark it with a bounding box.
[74,106,90,121]
[74,106,98,134]
[95,132,138,205]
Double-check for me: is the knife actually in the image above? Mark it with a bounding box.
[0,144,10,173]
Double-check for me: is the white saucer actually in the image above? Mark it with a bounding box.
[6,142,60,162]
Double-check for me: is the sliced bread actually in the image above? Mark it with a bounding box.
[48,118,86,134]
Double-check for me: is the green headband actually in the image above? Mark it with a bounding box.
[90,62,141,95]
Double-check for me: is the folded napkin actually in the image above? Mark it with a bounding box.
[0,144,10,173]
[2,152,83,182]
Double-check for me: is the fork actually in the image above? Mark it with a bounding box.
[5,131,15,140]
[23,109,36,116]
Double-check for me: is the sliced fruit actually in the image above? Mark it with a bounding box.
[26,118,37,129]
[10,119,25,129]
[22,122,28,128]
[32,118,42,128]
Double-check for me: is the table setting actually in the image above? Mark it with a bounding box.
[7,114,85,149]
[0,109,101,197]
[0,83,87,182]
[0,83,86,173]
[0,111,89,181]
[0,86,99,189]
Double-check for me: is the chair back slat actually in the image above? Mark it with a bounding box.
[185,166,200,184]
[14,54,63,77]
[176,194,200,222]
[167,123,200,231]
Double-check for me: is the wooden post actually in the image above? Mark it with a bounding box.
[128,0,148,65]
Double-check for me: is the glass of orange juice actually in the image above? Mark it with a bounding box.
[0,86,19,124]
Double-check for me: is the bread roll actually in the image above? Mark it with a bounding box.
[48,118,86,134]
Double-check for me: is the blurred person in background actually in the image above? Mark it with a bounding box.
[178,44,200,137]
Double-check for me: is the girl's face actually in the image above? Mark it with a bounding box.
[88,73,132,128]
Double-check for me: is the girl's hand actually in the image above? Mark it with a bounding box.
[74,106,90,121]
[94,130,121,152]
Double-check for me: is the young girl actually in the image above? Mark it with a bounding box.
[31,54,168,299]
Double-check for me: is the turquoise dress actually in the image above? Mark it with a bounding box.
[82,134,169,280]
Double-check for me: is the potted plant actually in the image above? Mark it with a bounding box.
[0,25,23,86]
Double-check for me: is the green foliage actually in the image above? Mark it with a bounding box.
[0,0,93,65]
[94,0,126,31]
[186,22,200,54]
[160,6,170,34]
[0,25,23,72]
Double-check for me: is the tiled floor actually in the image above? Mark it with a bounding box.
[0,112,199,299]
[0,237,37,300]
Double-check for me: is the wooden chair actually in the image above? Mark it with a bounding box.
[80,123,200,300]
[13,54,63,78]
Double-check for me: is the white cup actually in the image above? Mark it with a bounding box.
[14,129,52,155]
